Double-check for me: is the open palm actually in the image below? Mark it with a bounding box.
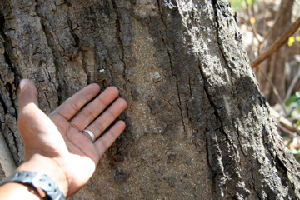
[17,80,127,197]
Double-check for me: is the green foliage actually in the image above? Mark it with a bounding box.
[285,95,298,107]
[230,0,245,12]
[283,137,300,162]
[291,148,300,156]
[289,140,300,162]
[230,0,256,11]
[292,150,300,162]
[285,92,300,118]
[297,120,300,128]
[246,0,254,5]
[284,92,300,162]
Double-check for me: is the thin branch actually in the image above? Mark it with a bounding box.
[278,116,300,136]
[259,71,288,116]
[251,17,300,68]
[269,107,299,137]
[285,67,300,103]
[277,122,298,137]
[262,1,267,39]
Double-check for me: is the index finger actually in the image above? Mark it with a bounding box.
[53,83,101,120]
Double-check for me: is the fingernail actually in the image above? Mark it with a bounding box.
[19,79,29,91]
[19,79,26,91]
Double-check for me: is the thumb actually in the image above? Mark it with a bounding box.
[18,79,38,112]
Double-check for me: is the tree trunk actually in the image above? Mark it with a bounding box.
[0,0,299,199]
[257,0,294,106]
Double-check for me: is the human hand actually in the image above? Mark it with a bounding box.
[17,79,127,197]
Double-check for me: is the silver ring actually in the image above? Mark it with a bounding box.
[83,129,96,142]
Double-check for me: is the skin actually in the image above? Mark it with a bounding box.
[0,79,127,199]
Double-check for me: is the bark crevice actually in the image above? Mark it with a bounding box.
[0,10,21,89]
[197,60,228,198]
[36,2,64,104]
[167,50,187,134]
[158,3,187,134]
[0,8,22,166]
[111,0,127,78]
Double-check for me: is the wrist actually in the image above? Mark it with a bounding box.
[17,154,68,197]
[0,182,43,200]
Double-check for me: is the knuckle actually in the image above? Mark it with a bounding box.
[82,107,98,119]
[70,121,81,131]
[94,97,105,110]
[83,95,91,105]
[94,122,103,133]
[100,139,108,150]
[68,101,80,112]
[106,109,115,118]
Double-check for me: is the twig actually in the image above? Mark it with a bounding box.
[277,122,298,137]
[278,116,300,136]
[260,71,288,116]
[251,17,300,68]
[285,67,300,103]
[269,106,299,136]
[262,1,267,40]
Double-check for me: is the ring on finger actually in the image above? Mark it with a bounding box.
[83,129,96,142]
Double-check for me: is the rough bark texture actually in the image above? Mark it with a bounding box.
[257,0,294,106]
[0,0,299,199]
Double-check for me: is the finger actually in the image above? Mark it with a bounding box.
[70,87,119,131]
[85,98,127,138]
[18,79,38,112]
[54,83,101,120]
[94,121,126,156]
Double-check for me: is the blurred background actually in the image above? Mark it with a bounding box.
[230,0,300,161]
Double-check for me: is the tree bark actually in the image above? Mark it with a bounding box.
[0,0,299,199]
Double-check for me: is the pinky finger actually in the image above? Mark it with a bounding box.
[94,120,126,157]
